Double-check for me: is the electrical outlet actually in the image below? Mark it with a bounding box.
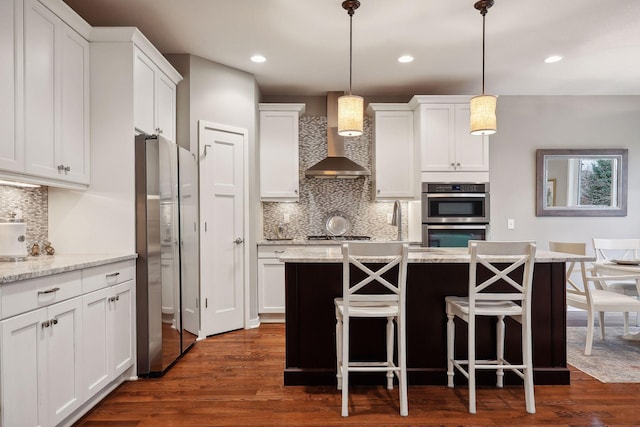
[507,218,515,230]
[283,213,290,224]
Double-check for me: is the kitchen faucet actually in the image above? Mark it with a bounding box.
[391,200,402,241]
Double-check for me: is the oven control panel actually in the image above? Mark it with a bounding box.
[423,183,489,193]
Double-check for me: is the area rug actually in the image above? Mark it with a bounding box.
[567,326,640,382]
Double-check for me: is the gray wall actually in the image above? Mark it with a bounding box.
[488,96,640,253]
[166,54,262,324]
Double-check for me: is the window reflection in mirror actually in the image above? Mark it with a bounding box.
[536,149,628,217]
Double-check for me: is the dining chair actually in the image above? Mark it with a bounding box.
[335,242,409,417]
[550,241,640,355]
[446,240,536,414]
[592,238,640,325]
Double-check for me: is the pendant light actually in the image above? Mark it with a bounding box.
[338,0,363,137]
[470,0,497,136]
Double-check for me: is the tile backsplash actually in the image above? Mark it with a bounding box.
[262,116,408,240]
[0,185,48,247]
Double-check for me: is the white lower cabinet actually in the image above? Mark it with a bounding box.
[0,259,135,427]
[258,246,289,317]
[1,296,83,427]
[82,280,133,401]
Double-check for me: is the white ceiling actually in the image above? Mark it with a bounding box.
[63,0,640,97]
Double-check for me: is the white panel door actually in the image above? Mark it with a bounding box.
[82,287,110,400]
[200,121,245,336]
[419,104,455,171]
[1,308,47,427]
[134,48,156,136]
[454,104,489,171]
[257,259,285,313]
[46,297,83,426]
[111,281,134,376]
[157,72,176,141]
[0,0,21,172]
[24,0,59,179]
[60,24,90,184]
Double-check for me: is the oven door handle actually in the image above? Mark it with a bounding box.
[425,224,488,230]
[424,193,487,198]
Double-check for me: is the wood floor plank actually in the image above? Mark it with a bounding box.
[75,324,640,426]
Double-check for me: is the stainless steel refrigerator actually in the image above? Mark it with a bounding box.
[135,134,199,376]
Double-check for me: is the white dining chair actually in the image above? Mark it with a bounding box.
[335,242,409,417]
[592,238,640,296]
[446,240,536,414]
[551,241,640,355]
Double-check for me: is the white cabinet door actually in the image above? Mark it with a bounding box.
[418,102,489,173]
[23,0,90,185]
[60,24,90,184]
[46,297,83,426]
[371,108,415,199]
[419,104,455,171]
[259,104,304,201]
[156,71,176,142]
[134,48,176,141]
[111,280,134,377]
[134,48,156,136]
[453,104,489,171]
[82,287,111,400]
[257,258,285,313]
[23,0,59,180]
[0,0,22,172]
[1,308,47,427]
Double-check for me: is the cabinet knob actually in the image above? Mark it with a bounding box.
[456,163,460,167]
[57,165,65,171]
[294,189,298,195]
[233,237,244,244]
[41,320,50,328]
[51,318,58,326]
[64,166,70,173]
[155,128,163,134]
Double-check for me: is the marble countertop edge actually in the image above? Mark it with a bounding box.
[0,253,138,284]
[278,247,595,264]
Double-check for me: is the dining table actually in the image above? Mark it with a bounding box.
[593,260,640,340]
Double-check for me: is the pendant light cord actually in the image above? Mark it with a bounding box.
[348,9,354,95]
[481,10,486,95]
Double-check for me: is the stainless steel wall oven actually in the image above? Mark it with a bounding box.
[421,183,490,247]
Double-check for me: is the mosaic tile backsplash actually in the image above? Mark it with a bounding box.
[262,116,408,240]
[0,185,48,248]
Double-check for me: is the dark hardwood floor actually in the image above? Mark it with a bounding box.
[75,323,640,426]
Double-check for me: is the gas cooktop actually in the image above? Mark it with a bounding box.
[307,235,371,241]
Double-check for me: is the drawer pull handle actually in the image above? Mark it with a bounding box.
[274,250,285,254]
[106,272,121,278]
[38,287,60,295]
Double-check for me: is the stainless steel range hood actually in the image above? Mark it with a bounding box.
[305,92,370,179]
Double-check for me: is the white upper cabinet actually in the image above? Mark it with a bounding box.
[0,0,21,172]
[410,95,489,182]
[21,0,90,186]
[368,104,416,200]
[134,47,177,141]
[259,103,305,201]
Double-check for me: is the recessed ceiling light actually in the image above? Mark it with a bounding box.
[398,55,414,63]
[251,54,266,63]
[544,55,563,64]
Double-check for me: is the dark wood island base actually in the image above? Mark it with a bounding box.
[284,259,570,386]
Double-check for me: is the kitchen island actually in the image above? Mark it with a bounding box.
[281,246,591,386]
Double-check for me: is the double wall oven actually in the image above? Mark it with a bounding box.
[421,182,490,247]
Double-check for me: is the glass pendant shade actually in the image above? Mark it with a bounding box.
[470,94,497,135]
[337,94,364,136]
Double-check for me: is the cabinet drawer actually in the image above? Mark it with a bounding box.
[258,246,289,259]
[1,271,82,319]
[82,260,135,293]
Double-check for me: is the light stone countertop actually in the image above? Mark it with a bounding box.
[0,253,137,284]
[278,246,595,264]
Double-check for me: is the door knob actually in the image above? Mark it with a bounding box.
[233,237,244,244]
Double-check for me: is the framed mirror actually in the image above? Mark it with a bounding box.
[536,149,628,217]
